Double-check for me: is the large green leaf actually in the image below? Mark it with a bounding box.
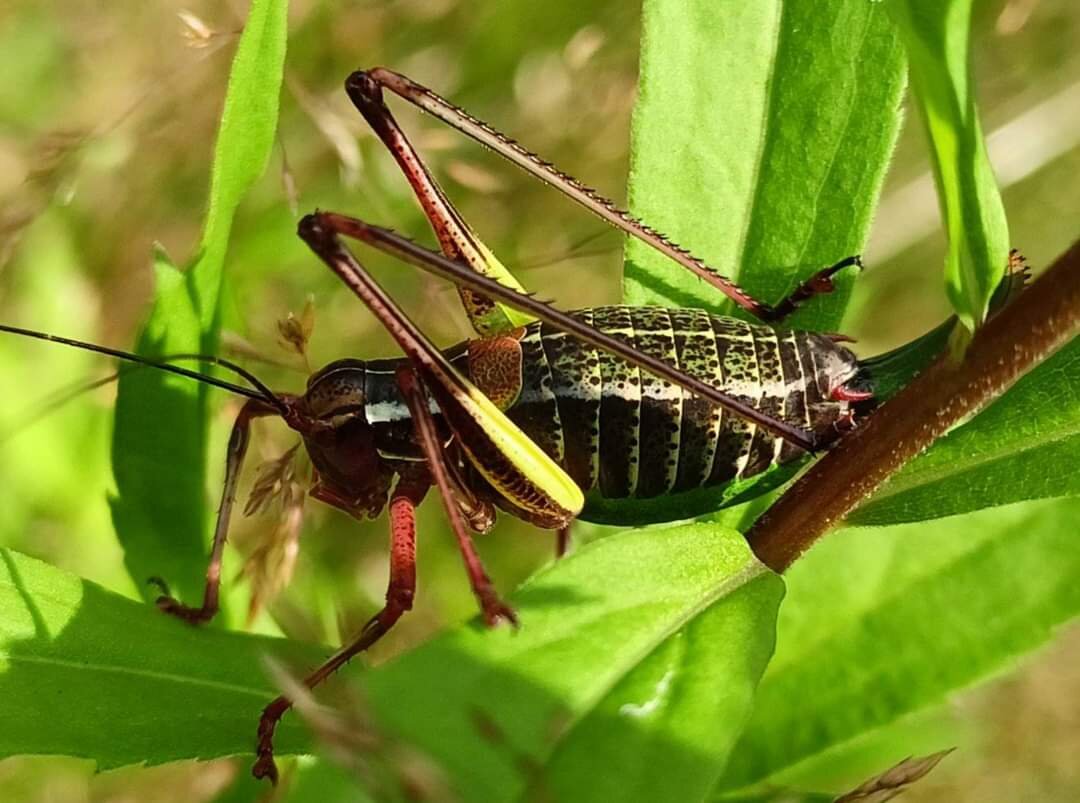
[361,524,783,803]
[0,548,324,767]
[852,336,1080,525]
[110,0,289,604]
[712,497,1080,796]
[594,0,905,528]
[349,7,905,800]
[625,0,905,333]
[886,0,1009,331]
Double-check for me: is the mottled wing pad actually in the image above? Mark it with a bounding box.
[467,330,526,410]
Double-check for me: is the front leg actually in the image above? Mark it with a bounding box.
[154,397,279,624]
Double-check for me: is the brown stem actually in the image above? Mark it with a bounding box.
[748,238,1080,573]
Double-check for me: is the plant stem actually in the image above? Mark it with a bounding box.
[748,238,1080,573]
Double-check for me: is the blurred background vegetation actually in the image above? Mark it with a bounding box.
[0,0,1078,800]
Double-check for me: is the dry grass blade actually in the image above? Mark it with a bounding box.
[263,658,454,801]
[241,444,305,622]
[277,297,316,360]
[244,443,301,517]
[287,74,363,188]
[834,749,954,802]
[177,10,218,48]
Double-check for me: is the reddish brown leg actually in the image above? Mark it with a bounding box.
[766,256,863,322]
[346,68,505,335]
[555,526,571,559]
[346,68,861,324]
[395,363,516,627]
[442,447,497,534]
[154,397,280,624]
[252,474,425,783]
[297,212,820,451]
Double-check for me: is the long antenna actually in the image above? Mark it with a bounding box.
[0,324,286,411]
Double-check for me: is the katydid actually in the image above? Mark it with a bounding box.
[6,68,1015,782]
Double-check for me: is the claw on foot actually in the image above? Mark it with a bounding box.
[252,752,279,785]
[253,697,292,784]
[480,590,518,628]
[154,593,213,624]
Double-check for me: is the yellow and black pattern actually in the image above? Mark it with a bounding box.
[631,308,684,498]
[592,306,642,497]
[501,305,861,500]
[668,308,724,489]
[706,316,759,486]
[514,323,566,467]
[777,329,814,464]
[539,309,602,492]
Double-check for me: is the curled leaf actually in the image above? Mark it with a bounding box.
[886,0,1010,331]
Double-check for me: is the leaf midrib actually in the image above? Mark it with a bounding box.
[0,650,273,699]
[512,554,770,803]
[783,10,874,294]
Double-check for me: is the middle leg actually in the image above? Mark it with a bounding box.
[252,471,426,783]
[395,363,516,626]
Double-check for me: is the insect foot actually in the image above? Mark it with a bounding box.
[154,596,215,624]
[765,255,864,321]
[479,588,519,629]
[253,698,290,785]
[147,577,217,625]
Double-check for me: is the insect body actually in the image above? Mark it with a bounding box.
[504,306,865,509]
[2,68,881,783]
[308,305,866,524]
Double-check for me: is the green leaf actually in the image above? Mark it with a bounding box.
[361,524,783,803]
[852,336,1080,525]
[596,0,904,525]
[280,758,376,803]
[625,0,905,333]
[886,0,1010,331]
[110,0,289,604]
[354,8,905,798]
[0,547,325,767]
[712,497,1080,796]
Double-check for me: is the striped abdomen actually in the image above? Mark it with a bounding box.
[501,305,862,500]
